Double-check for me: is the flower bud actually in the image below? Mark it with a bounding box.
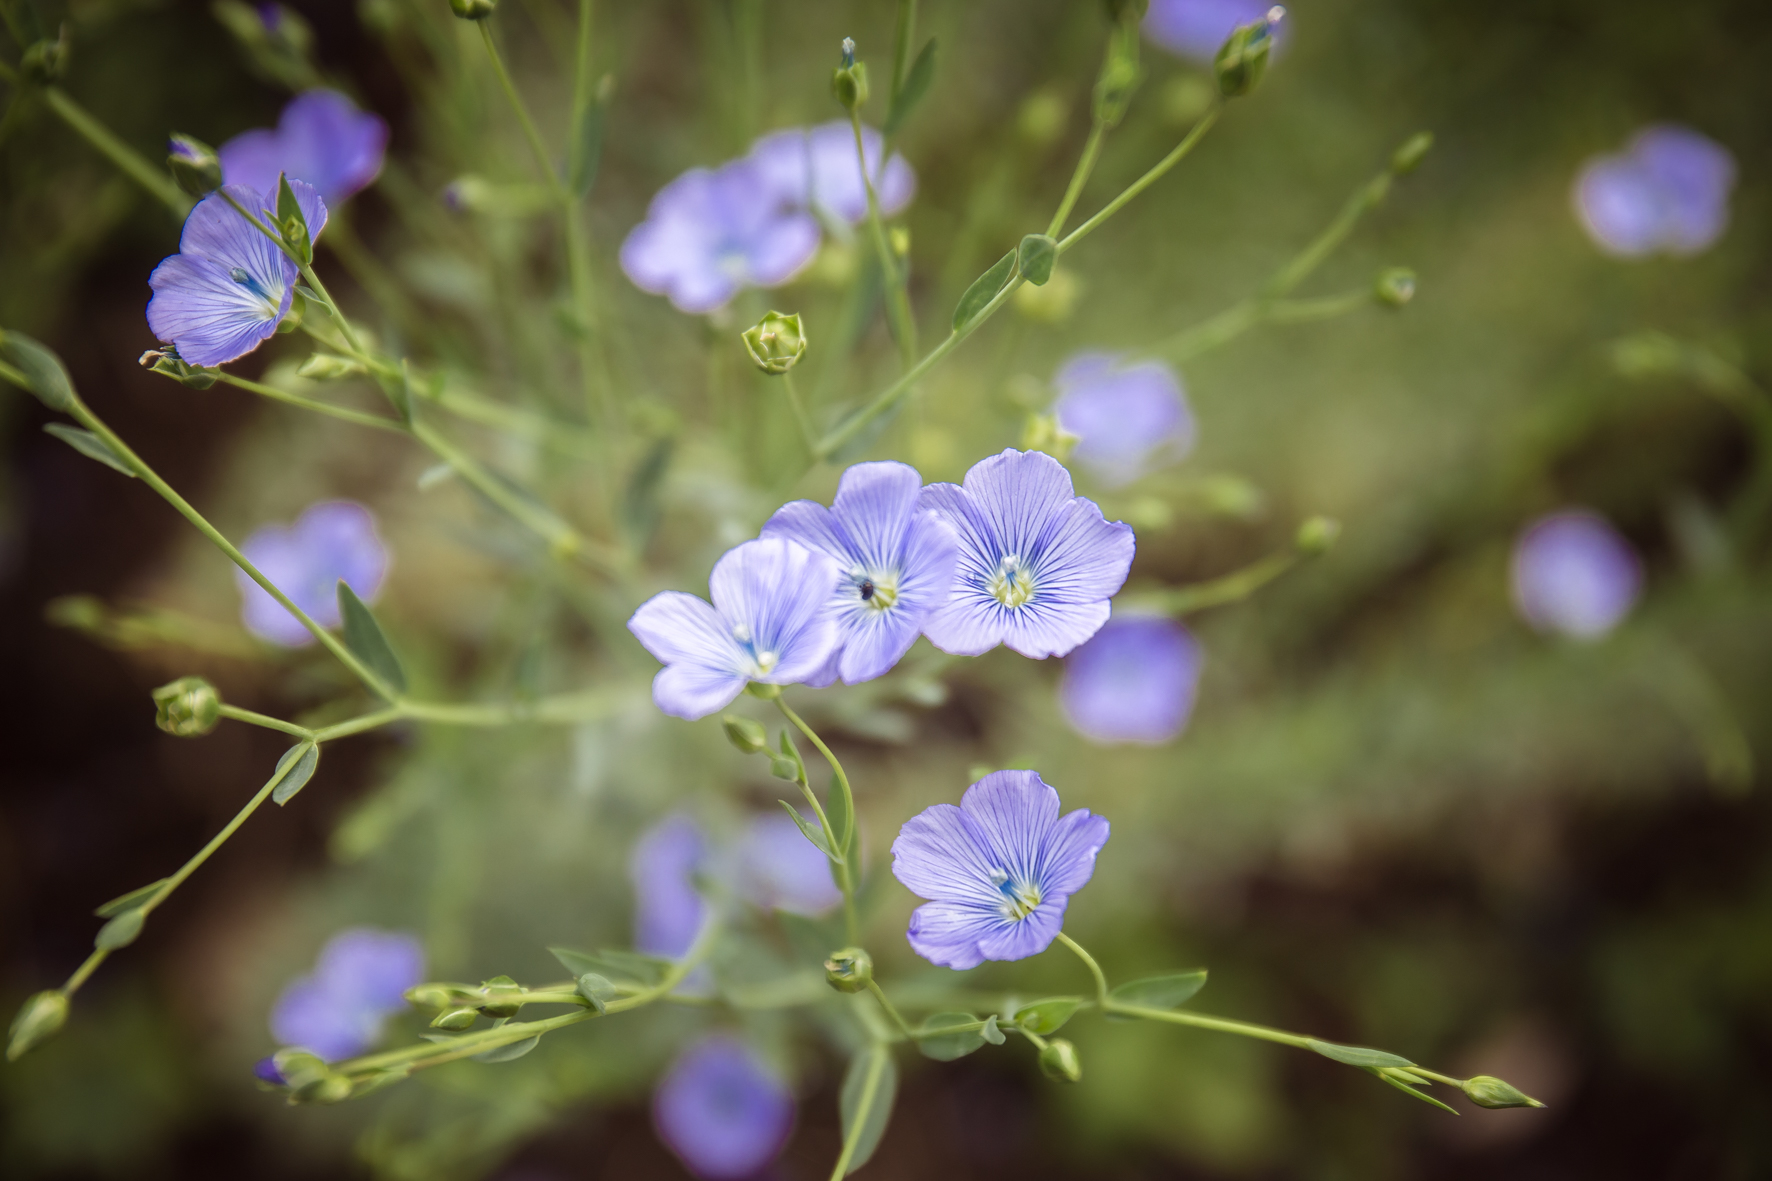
[293,1072,354,1104]
[1038,1037,1082,1082]
[1214,7,1284,98]
[6,990,69,1061]
[1374,267,1416,308]
[477,975,524,1018]
[742,311,807,375]
[167,135,222,198]
[152,676,221,737]
[832,39,869,110]
[271,1048,329,1089]
[824,947,874,993]
[1462,1075,1545,1109]
[21,29,69,85]
[1019,412,1080,462]
[1390,131,1434,175]
[449,0,497,19]
[404,983,456,1010]
[1093,19,1143,129]
[138,347,218,390]
[1294,516,1341,554]
[722,714,769,755]
[295,353,367,380]
[431,1006,479,1030]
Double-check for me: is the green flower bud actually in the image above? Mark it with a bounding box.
[1390,131,1434,175]
[431,1006,479,1030]
[404,983,456,1010]
[1214,7,1284,98]
[139,347,219,390]
[295,353,367,380]
[824,947,874,993]
[1462,1075,1545,1109]
[722,714,769,755]
[1294,516,1341,554]
[1093,20,1143,128]
[831,38,869,110]
[477,976,523,1019]
[21,29,70,85]
[293,1072,354,1104]
[1038,1037,1082,1082]
[1019,412,1081,462]
[449,0,497,19]
[6,990,69,1061]
[742,311,807,375]
[152,676,221,737]
[1374,267,1417,308]
[167,135,223,197]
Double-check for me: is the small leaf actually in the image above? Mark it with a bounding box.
[472,1035,540,1063]
[94,907,146,950]
[821,778,857,866]
[838,1045,897,1173]
[884,38,937,137]
[1378,1070,1459,1114]
[0,330,76,411]
[1016,233,1057,286]
[590,948,670,985]
[93,879,168,918]
[44,425,134,476]
[337,581,408,696]
[952,249,1016,331]
[276,173,312,264]
[568,74,613,197]
[271,741,320,806]
[1108,970,1207,1018]
[575,973,617,1013]
[1307,1039,1416,1069]
[1013,996,1082,1035]
[980,1013,1005,1045]
[778,799,835,858]
[917,1012,987,1061]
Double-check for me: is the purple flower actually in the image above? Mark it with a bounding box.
[1144,0,1283,64]
[653,1035,795,1180]
[619,159,821,314]
[269,928,424,1061]
[1510,509,1643,640]
[146,180,327,367]
[748,120,916,226]
[1052,352,1196,487]
[235,500,389,647]
[628,537,843,720]
[632,814,710,960]
[220,89,388,206]
[1060,616,1203,744]
[891,770,1110,970]
[918,449,1135,659]
[1573,125,1735,258]
[737,813,842,916]
[761,461,959,686]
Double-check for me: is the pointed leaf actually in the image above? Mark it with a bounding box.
[472,1035,541,1063]
[1378,1070,1460,1114]
[884,38,937,136]
[94,879,168,919]
[778,799,835,858]
[275,173,312,264]
[44,425,135,476]
[822,776,857,864]
[916,1012,986,1061]
[0,330,76,411]
[568,74,613,197]
[952,249,1015,331]
[94,907,146,950]
[338,580,407,696]
[980,1013,1005,1045]
[271,741,320,805]
[575,973,617,1013]
[1306,1039,1415,1069]
[838,1045,897,1173]
[550,946,659,986]
[590,948,670,985]
[1016,233,1057,286]
[1108,970,1208,1018]
[1013,996,1082,1035]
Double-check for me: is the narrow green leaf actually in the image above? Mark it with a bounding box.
[917,1012,987,1061]
[44,425,134,476]
[473,1035,541,1063]
[822,775,857,865]
[567,74,613,197]
[883,38,936,137]
[0,330,76,411]
[94,907,146,950]
[337,581,407,696]
[1378,1070,1459,1114]
[1016,233,1058,286]
[952,249,1016,331]
[575,973,617,1013]
[778,799,835,858]
[1306,1039,1415,1069]
[271,741,321,806]
[590,948,670,985]
[1108,970,1208,1017]
[94,879,169,918]
[1013,996,1082,1035]
[838,1045,897,1173]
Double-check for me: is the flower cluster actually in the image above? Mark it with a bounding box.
[261,928,424,1068]
[235,500,390,646]
[1573,124,1735,258]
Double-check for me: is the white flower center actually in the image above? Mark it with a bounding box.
[229,267,282,320]
[987,556,1036,609]
[989,868,1043,922]
[731,623,779,676]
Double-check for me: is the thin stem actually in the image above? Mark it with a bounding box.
[849,110,917,369]
[215,372,405,432]
[43,87,191,220]
[1046,118,1108,238]
[479,22,563,192]
[889,0,918,103]
[217,704,314,739]
[1116,549,1300,617]
[828,1042,890,1181]
[564,0,607,421]
[775,699,855,851]
[781,370,816,451]
[774,697,861,943]
[1055,932,1109,1008]
[1104,1001,1312,1049]
[1057,102,1221,256]
[1262,174,1390,299]
[865,979,918,1040]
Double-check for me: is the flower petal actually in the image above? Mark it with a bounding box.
[1032,807,1111,899]
[973,895,1065,962]
[958,770,1059,881]
[890,801,1000,902]
[146,252,288,368]
[707,538,840,684]
[829,461,922,563]
[629,590,744,670]
[904,899,999,970]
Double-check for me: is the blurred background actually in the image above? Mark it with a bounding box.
[3,0,1770,1177]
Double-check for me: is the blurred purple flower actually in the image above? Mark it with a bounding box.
[1060,616,1203,744]
[1144,0,1283,64]
[1573,125,1735,258]
[1510,510,1642,640]
[220,89,389,206]
[619,159,821,314]
[235,500,389,647]
[737,812,842,916]
[653,1035,795,1180]
[749,120,916,226]
[918,449,1135,659]
[1053,352,1196,487]
[269,928,424,1061]
[632,813,710,959]
[762,461,959,686]
[628,537,842,720]
[891,770,1109,970]
[146,180,326,367]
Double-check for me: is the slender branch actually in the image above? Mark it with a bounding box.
[1055,932,1109,1008]
[1057,102,1221,257]
[43,87,191,219]
[215,372,405,432]
[774,697,860,943]
[1117,550,1300,616]
[865,979,918,1040]
[217,704,314,739]
[848,111,917,369]
[1106,1001,1312,1049]
[781,370,816,451]
[1046,118,1108,239]
[478,22,563,193]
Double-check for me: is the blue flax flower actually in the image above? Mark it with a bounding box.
[235,500,389,647]
[1060,616,1203,744]
[619,159,821,314]
[632,813,710,960]
[762,461,959,685]
[1573,125,1735,258]
[1053,352,1196,488]
[737,812,842,916]
[1510,509,1642,640]
[628,537,842,720]
[748,120,916,227]
[891,770,1110,970]
[918,449,1135,659]
[1144,0,1285,64]
[653,1034,795,1180]
[220,89,388,206]
[146,180,327,367]
[267,928,424,1063]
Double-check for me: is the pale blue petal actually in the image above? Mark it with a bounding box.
[146,252,287,368]
[1032,808,1111,898]
[973,895,1065,962]
[830,461,921,562]
[904,899,997,970]
[707,538,841,684]
[1001,597,1112,660]
[959,770,1060,880]
[890,802,1000,902]
[629,590,745,671]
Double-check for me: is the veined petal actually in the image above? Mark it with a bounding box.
[629,591,745,672]
[146,252,289,368]
[904,899,1000,970]
[829,461,922,563]
[179,185,294,276]
[707,538,841,684]
[761,499,850,560]
[959,770,1060,881]
[1000,596,1112,660]
[919,588,1010,657]
[957,449,1080,557]
[973,895,1065,962]
[836,607,924,684]
[1032,808,1111,898]
[890,802,1001,902]
[652,664,749,720]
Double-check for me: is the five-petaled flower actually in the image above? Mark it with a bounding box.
[892,770,1110,970]
[146,180,327,367]
[265,928,424,1063]
[762,461,959,686]
[748,120,916,227]
[1573,124,1735,258]
[1143,0,1286,65]
[1060,616,1203,744]
[1510,509,1642,640]
[235,500,389,647]
[1052,351,1196,488]
[918,449,1135,659]
[653,1034,795,1180]
[628,537,842,720]
[220,89,389,207]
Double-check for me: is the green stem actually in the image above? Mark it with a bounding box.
[781,370,816,451]
[214,372,405,432]
[828,1042,890,1181]
[774,697,860,943]
[217,704,314,739]
[43,87,191,219]
[848,110,917,370]
[1046,118,1108,239]
[1057,102,1221,257]
[889,0,918,103]
[1117,548,1300,616]
[1104,1001,1312,1049]
[1055,932,1109,1008]
[479,22,563,193]
[865,979,918,1040]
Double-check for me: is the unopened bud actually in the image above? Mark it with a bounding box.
[1214,7,1283,98]
[168,135,223,197]
[1390,131,1434,175]
[1020,412,1080,461]
[722,714,769,755]
[21,29,69,84]
[1038,1037,1082,1082]
[1295,516,1341,554]
[152,676,221,737]
[824,947,873,993]
[6,991,69,1061]
[294,1072,354,1104]
[449,0,497,19]
[404,984,456,1010]
[831,39,869,110]
[1374,267,1416,307]
[742,311,807,375]
[1462,1075,1545,1109]
[295,353,367,380]
[431,1006,479,1030]
[139,347,218,390]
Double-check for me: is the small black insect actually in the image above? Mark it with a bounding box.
[859,580,875,601]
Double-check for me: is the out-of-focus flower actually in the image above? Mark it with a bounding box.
[1060,616,1203,744]
[918,449,1135,659]
[1510,509,1643,640]
[628,538,841,720]
[235,500,389,647]
[737,812,842,916]
[632,814,709,959]
[147,181,327,367]
[762,461,959,686]
[220,89,389,206]
[268,928,424,1061]
[619,160,821,314]
[1052,352,1195,487]
[748,120,915,226]
[653,1035,795,1180]
[1144,0,1283,65]
[891,770,1110,970]
[1573,125,1735,258]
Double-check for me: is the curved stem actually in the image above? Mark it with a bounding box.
[865,979,918,1040]
[774,697,861,943]
[1105,1001,1312,1049]
[215,372,404,432]
[217,704,314,739]
[1055,931,1109,1008]
[1057,103,1221,257]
